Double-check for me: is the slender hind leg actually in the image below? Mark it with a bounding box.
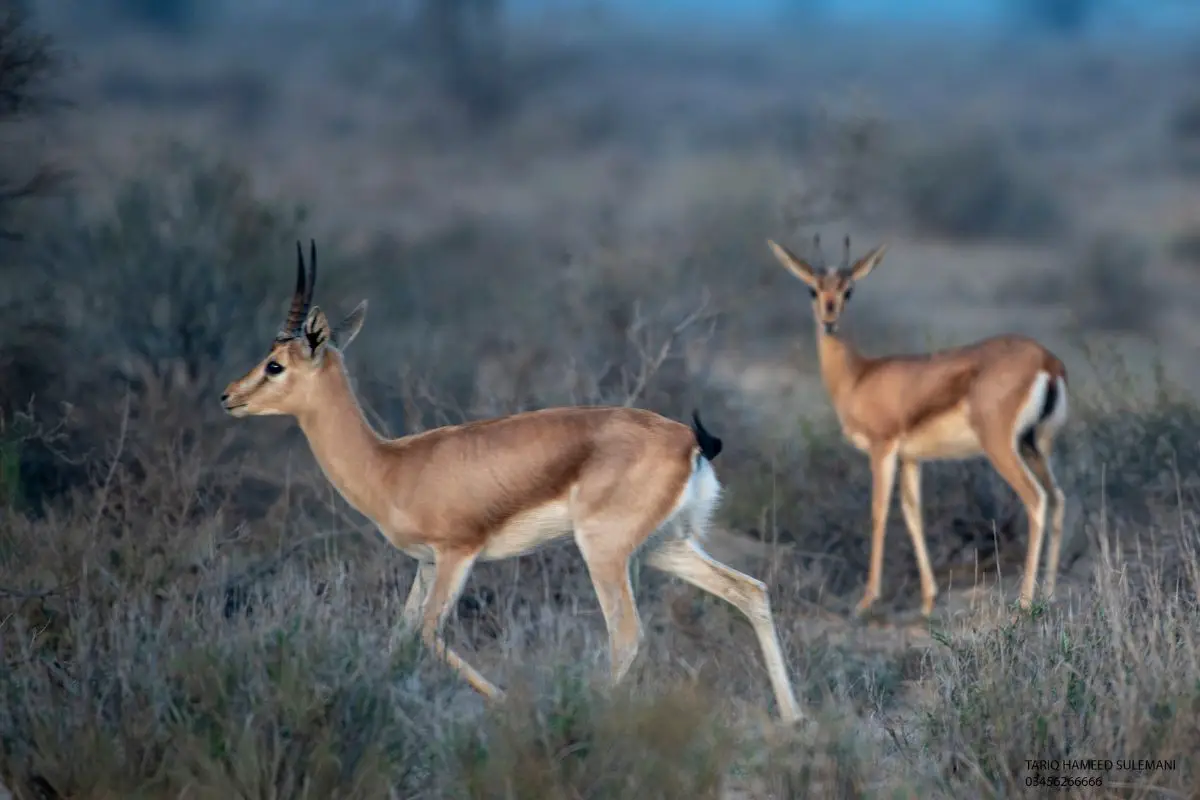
[644,538,803,723]
[1019,436,1066,601]
[983,432,1048,611]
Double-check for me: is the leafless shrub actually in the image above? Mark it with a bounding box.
[0,146,325,511]
[29,145,314,408]
[1064,231,1155,335]
[897,132,1067,242]
[996,230,1156,338]
[1170,228,1200,265]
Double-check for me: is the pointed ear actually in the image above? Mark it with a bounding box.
[302,305,331,363]
[849,244,887,282]
[767,239,818,288]
[333,300,367,350]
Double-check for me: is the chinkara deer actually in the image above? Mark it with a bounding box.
[221,241,803,722]
[766,234,1069,618]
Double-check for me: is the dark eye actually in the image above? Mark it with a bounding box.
[265,360,284,376]
[845,287,854,301]
[808,287,817,299]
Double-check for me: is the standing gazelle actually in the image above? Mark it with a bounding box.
[221,241,802,723]
[766,235,1069,617]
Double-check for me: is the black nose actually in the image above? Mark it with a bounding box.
[220,393,229,403]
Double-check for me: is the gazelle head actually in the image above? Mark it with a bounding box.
[220,240,367,418]
[767,234,887,335]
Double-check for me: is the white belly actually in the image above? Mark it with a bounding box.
[478,501,574,561]
[898,402,984,461]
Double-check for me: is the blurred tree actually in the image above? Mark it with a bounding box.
[0,0,62,240]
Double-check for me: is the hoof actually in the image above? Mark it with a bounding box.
[852,599,884,624]
[853,597,879,618]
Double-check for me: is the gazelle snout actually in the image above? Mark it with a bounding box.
[220,373,259,416]
[813,283,848,333]
[220,387,250,416]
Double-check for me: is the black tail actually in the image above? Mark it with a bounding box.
[691,409,723,462]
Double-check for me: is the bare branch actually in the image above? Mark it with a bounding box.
[0,3,59,119]
[621,291,716,408]
[86,391,131,540]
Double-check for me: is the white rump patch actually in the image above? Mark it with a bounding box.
[662,454,723,542]
[1014,371,1052,441]
[1044,376,1069,436]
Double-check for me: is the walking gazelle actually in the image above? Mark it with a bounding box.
[766,234,1069,618]
[221,241,803,722]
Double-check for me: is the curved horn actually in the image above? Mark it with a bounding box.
[279,240,308,338]
[842,234,851,269]
[305,239,317,316]
[811,233,826,271]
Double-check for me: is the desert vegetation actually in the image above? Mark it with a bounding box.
[2,1,1200,797]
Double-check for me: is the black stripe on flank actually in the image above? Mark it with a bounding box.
[1019,377,1059,454]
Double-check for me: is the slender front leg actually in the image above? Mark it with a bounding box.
[856,444,898,617]
[401,561,435,632]
[578,550,643,685]
[898,459,938,617]
[421,548,504,700]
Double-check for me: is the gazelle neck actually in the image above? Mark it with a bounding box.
[294,350,391,519]
[815,325,867,404]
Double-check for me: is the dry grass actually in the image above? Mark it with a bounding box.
[3,386,1200,798]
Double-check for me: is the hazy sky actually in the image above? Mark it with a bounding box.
[505,0,1199,35]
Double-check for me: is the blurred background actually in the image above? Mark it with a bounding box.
[3,1,1200,795]
[7,0,1199,555]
